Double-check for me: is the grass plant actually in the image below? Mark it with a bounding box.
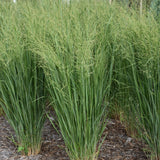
[128,23,160,158]
[33,1,115,159]
[131,58,160,159]
[111,11,160,158]
[0,2,46,155]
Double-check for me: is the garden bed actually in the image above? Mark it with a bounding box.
[0,116,148,160]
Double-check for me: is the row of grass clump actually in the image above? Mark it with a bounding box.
[0,0,160,159]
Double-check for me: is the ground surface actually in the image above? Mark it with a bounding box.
[0,116,149,160]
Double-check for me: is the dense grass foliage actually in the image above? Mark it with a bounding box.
[32,2,115,159]
[0,0,160,159]
[0,3,46,155]
[108,9,160,159]
[131,58,160,159]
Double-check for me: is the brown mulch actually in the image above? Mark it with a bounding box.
[0,116,149,160]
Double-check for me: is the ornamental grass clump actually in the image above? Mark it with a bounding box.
[111,11,160,159]
[34,1,114,159]
[0,2,45,155]
[131,57,160,159]
[128,20,160,158]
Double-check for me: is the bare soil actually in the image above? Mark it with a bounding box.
[0,116,149,160]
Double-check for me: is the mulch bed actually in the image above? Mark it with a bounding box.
[0,115,149,160]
